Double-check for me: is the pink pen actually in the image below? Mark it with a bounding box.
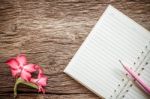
[119,60,150,94]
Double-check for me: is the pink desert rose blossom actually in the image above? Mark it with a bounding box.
[6,54,48,97]
[31,73,48,93]
[6,55,36,81]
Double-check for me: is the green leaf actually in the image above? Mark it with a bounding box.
[21,81,38,89]
[14,78,38,98]
[40,64,46,67]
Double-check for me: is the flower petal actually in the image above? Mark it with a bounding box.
[20,70,31,81]
[11,69,21,77]
[16,54,27,66]
[41,87,45,93]
[35,65,43,75]
[38,76,48,86]
[30,78,38,83]
[38,86,45,93]
[38,86,42,92]
[24,64,36,72]
[6,58,19,69]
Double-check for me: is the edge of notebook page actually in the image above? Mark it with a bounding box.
[64,68,105,99]
[64,4,150,99]
[64,5,114,99]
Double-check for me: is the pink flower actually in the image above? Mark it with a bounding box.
[6,54,48,95]
[6,54,36,81]
[31,72,48,93]
[35,65,43,74]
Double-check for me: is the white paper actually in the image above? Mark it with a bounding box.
[64,5,150,99]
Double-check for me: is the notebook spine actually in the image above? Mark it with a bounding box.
[110,41,150,99]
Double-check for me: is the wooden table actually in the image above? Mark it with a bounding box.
[0,0,150,99]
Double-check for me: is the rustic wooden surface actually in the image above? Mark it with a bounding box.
[0,0,150,99]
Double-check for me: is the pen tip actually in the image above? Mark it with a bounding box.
[118,60,125,67]
[118,60,121,63]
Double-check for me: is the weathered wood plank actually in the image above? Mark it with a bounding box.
[0,93,99,99]
[0,0,150,98]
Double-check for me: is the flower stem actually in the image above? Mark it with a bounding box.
[13,78,38,98]
[14,78,21,98]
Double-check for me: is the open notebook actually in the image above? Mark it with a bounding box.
[64,5,150,99]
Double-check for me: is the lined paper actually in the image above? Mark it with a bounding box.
[64,5,150,99]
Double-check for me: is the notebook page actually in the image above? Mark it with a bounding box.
[64,5,150,99]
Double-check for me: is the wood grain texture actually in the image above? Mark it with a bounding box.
[0,0,150,99]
